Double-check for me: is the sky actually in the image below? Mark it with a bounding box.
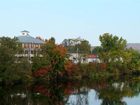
[0,0,140,46]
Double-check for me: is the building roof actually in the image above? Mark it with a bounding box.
[87,54,97,58]
[17,34,44,44]
[127,43,140,51]
[21,30,29,33]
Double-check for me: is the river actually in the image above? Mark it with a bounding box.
[0,76,140,105]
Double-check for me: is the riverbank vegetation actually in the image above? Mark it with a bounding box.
[0,33,140,85]
[98,33,140,74]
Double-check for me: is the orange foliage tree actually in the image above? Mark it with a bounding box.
[32,38,75,80]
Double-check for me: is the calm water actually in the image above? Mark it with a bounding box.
[0,76,140,105]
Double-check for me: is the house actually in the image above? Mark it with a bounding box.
[16,30,44,59]
[86,54,100,63]
[68,53,100,64]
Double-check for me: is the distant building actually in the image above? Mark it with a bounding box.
[68,53,100,64]
[68,53,79,64]
[86,54,99,63]
[16,30,44,59]
[62,37,84,47]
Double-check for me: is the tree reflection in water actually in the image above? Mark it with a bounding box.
[0,76,140,105]
[95,77,140,105]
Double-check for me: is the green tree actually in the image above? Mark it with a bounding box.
[92,46,102,54]
[99,33,127,63]
[127,49,140,70]
[62,38,91,54]
[32,39,55,72]
[100,33,126,51]
[62,39,77,53]
[50,37,55,44]
[98,33,128,73]
[77,40,91,54]
[0,37,20,81]
[0,37,32,84]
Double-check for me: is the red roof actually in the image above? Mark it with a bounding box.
[87,54,97,58]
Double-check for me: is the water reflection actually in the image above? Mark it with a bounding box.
[0,76,140,105]
[0,85,31,105]
[96,77,140,105]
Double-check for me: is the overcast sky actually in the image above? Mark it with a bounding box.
[0,0,140,45]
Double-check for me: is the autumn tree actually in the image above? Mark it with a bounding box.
[32,38,68,80]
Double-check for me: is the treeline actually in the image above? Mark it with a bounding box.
[0,33,140,85]
[96,33,140,74]
[62,38,91,54]
[0,37,32,85]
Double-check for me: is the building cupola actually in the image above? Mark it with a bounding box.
[21,30,30,35]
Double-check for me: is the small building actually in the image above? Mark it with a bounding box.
[68,53,100,64]
[86,54,100,63]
